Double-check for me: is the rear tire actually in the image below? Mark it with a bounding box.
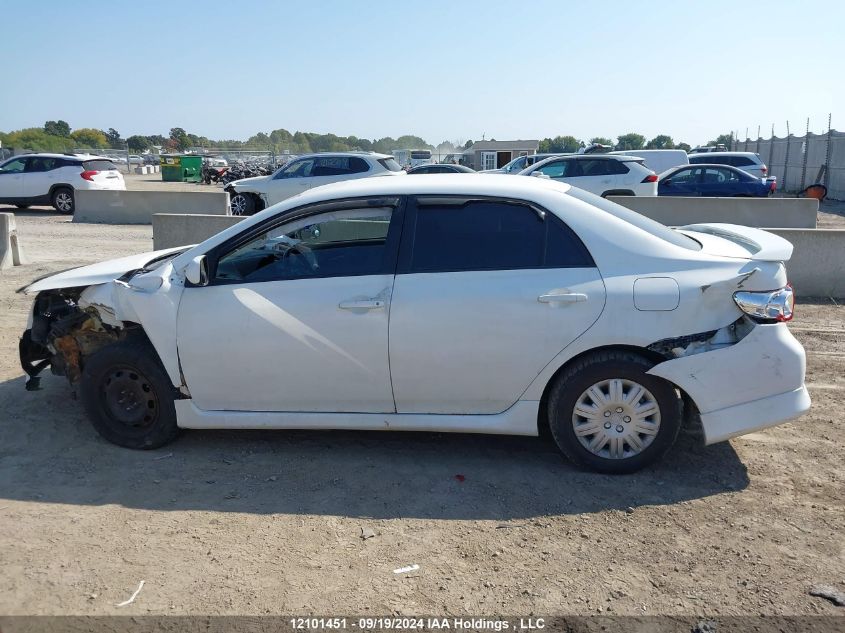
[230,192,256,216]
[547,350,681,474]
[79,340,180,450]
[52,187,74,215]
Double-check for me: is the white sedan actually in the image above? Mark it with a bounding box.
[18,175,809,473]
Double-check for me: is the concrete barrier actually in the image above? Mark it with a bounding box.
[0,212,25,270]
[607,196,818,229]
[74,190,230,224]
[153,213,245,250]
[770,229,845,298]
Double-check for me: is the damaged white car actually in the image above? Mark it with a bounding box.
[18,175,809,473]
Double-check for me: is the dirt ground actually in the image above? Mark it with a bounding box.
[0,212,843,618]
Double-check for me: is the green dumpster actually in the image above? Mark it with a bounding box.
[160,155,203,183]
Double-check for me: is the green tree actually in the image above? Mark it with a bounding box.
[589,137,613,147]
[44,120,71,137]
[169,127,189,151]
[105,128,123,149]
[676,142,691,153]
[70,128,108,149]
[538,135,582,154]
[126,135,151,152]
[645,134,675,149]
[708,133,734,149]
[464,139,473,149]
[3,128,73,152]
[614,133,646,151]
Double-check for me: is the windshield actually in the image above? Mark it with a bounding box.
[566,187,701,251]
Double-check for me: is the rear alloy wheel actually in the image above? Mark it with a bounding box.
[230,192,255,216]
[547,351,681,473]
[52,187,75,214]
[80,340,179,449]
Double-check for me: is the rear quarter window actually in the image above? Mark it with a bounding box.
[379,158,403,172]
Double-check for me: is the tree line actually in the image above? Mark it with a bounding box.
[0,121,735,156]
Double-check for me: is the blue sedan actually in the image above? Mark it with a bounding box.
[658,164,774,197]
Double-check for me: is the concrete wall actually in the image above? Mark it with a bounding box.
[74,190,230,225]
[770,229,845,298]
[0,212,25,270]
[607,196,818,229]
[153,213,245,250]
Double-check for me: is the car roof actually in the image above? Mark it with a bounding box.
[292,151,393,160]
[688,151,760,158]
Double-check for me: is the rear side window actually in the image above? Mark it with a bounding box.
[406,199,594,273]
[25,157,59,172]
[83,160,117,171]
[732,156,754,167]
[579,159,630,176]
[311,156,368,176]
[379,158,402,172]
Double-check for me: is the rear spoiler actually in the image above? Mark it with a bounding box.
[679,223,793,262]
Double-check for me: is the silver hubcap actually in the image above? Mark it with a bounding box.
[572,378,661,460]
[55,193,72,211]
[231,195,247,215]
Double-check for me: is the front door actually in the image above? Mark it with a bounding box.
[176,200,403,412]
[0,157,26,202]
[389,197,606,414]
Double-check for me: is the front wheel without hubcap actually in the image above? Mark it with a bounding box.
[547,351,681,473]
[80,340,179,449]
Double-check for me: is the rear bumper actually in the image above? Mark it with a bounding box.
[699,385,810,444]
[648,321,809,444]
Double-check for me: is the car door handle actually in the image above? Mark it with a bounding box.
[338,299,385,311]
[538,291,588,304]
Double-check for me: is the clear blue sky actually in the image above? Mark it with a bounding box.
[1,1,842,145]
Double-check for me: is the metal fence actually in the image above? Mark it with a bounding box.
[732,118,843,199]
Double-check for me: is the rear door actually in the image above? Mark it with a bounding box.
[389,197,606,414]
[21,156,57,198]
[699,167,740,196]
[0,157,27,201]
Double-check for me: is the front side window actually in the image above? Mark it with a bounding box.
[669,167,699,184]
[535,159,573,178]
[214,206,394,283]
[407,199,593,273]
[0,158,26,174]
[274,158,315,179]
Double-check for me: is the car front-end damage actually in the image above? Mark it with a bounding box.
[18,247,188,392]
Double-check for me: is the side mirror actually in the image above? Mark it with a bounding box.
[185,255,208,286]
[662,179,671,186]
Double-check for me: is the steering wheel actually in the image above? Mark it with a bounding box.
[281,243,319,273]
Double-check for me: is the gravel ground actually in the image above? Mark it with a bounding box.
[0,213,842,618]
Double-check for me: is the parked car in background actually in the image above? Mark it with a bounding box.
[609,149,688,175]
[224,152,405,215]
[482,153,565,174]
[0,153,125,214]
[688,152,769,180]
[19,175,808,473]
[689,145,729,154]
[128,155,144,165]
[521,154,658,196]
[658,164,775,197]
[407,163,475,174]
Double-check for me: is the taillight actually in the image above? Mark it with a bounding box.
[770,180,777,192]
[641,174,658,183]
[733,285,794,322]
[761,165,768,175]
[80,170,98,181]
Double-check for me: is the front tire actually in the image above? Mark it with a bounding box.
[79,340,179,449]
[230,192,255,216]
[52,187,75,215]
[547,351,681,474]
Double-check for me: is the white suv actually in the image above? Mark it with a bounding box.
[0,153,125,214]
[520,154,658,196]
[688,152,769,180]
[225,152,405,215]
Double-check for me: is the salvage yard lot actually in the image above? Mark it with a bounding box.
[0,212,843,616]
